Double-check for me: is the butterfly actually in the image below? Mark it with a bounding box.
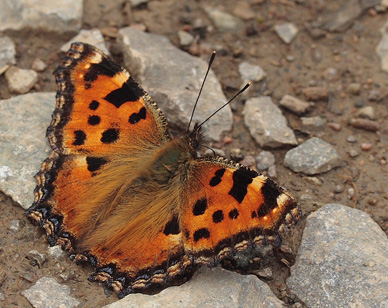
[27,42,301,298]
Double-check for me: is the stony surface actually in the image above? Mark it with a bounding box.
[243,96,297,148]
[238,61,266,83]
[274,22,298,44]
[204,7,244,32]
[287,203,388,308]
[5,66,38,94]
[284,137,344,175]
[280,94,313,115]
[0,0,83,32]
[61,28,110,55]
[0,36,16,71]
[104,267,284,308]
[118,27,232,141]
[0,92,54,208]
[21,277,81,308]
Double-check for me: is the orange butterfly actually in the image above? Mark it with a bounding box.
[27,42,301,297]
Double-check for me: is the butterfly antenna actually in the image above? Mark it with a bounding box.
[195,82,251,131]
[187,51,217,133]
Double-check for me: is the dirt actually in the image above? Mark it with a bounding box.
[0,0,387,307]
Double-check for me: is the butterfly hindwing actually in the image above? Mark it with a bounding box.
[181,157,300,264]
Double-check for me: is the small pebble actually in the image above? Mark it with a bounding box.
[302,86,328,101]
[334,184,344,193]
[9,219,20,232]
[348,187,355,198]
[240,155,256,167]
[267,165,277,178]
[346,135,357,143]
[354,99,366,108]
[347,83,361,95]
[349,149,359,157]
[368,89,381,101]
[361,143,372,151]
[230,148,243,161]
[368,155,375,162]
[222,136,233,144]
[368,199,377,206]
[31,58,47,72]
[327,122,341,131]
[351,118,380,132]
[355,106,376,120]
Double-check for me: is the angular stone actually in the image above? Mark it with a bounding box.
[204,7,244,32]
[5,66,38,94]
[238,62,266,83]
[61,28,110,55]
[118,27,232,141]
[0,92,54,209]
[103,267,284,308]
[274,23,298,44]
[287,203,388,308]
[280,94,313,115]
[243,96,297,148]
[21,277,80,308]
[0,0,83,33]
[284,137,344,175]
[0,36,16,71]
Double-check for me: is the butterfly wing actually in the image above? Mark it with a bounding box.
[28,42,171,262]
[181,157,301,266]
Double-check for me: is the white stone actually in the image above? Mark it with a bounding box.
[238,62,266,83]
[274,22,298,44]
[61,28,110,55]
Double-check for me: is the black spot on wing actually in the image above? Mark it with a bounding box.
[228,167,257,203]
[101,128,119,144]
[229,208,239,219]
[212,210,224,223]
[193,228,210,242]
[73,130,86,145]
[86,157,108,172]
[88,115,101,126]
[84,57,121,82]
[209,168,226,187]
[89,100,99,110]
[193,198,207,216]
[104,77,145,108]
[163,215,180,235]
[129,107,146,125]
[257,179,281,217]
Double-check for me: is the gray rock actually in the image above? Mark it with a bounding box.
[21,277,80,308]
[118,27,232,141]
[280,94,313,115]
[300,116,326,135]
[321,0,362,32]
[243,96,297,148]
[204,7,244,32]
[61,28,110,55]
[5,66,38,94]
[256,151,275,171]
[287,203,388,308]
[103,267,284,308]
[0,36,16,72]
[274,23,298,44]
[376,19,388,73]
[0,0,82,33]
[284,137,344,175]
[0,92,54,209]
[177,30,194,47]
[238,62,266,83]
